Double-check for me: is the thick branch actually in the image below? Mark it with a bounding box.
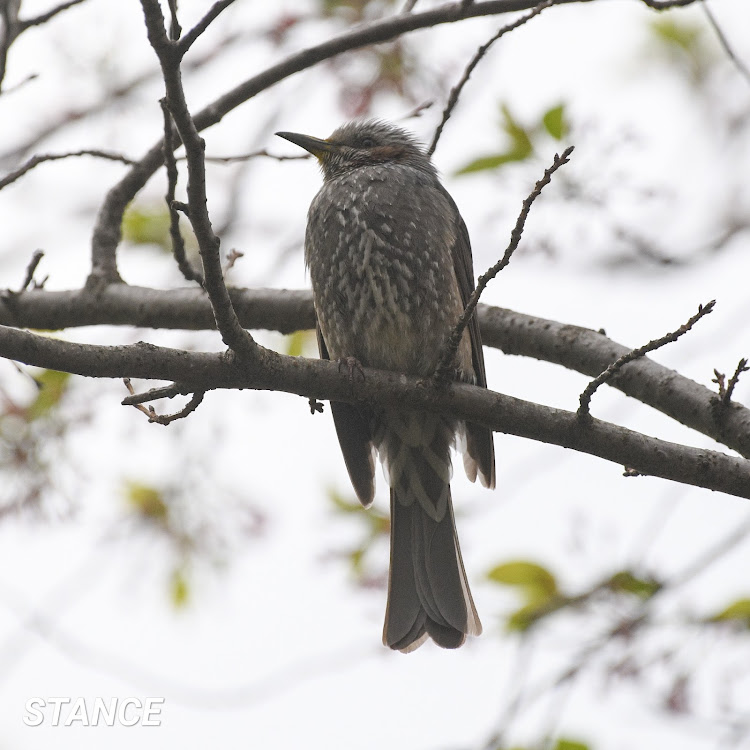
[0,323,747,501]
[1,287,748,457]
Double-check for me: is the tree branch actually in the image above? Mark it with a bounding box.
[140,0,256,360]
[428,0,552,156]
[0,323,748,500]
[159,99,203,285]
[0,287,748,457]
[578,300,715,418]
[0,150,136,191]
[18,0,88,30]
[434,145,573,384]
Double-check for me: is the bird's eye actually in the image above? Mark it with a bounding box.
[359,137,376,148]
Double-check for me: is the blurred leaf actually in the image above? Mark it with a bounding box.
[170,567,190,608]
[487,560,558,599]
[608,571,661,599]
[455,150,530,175]
[542,103,568,140]
[650,17,701,54]
[710,597,750,626]
[501,104,533,157]
[328,486,363,514]
[555,740,590,750]
[286,329,313,357]
[26,370,71,420]
[122,203,172,251]
[125,480,168,523]
[350,547,365,575]
[455,104,533,175]
[507,602,545,631]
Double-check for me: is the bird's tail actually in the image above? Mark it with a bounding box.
[376,411,481,652]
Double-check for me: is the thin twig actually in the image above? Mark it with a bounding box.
[201,149,309,164]
[160,98,204,285]
[640,0,698,8]
[140,0,256,359]
[178,0,237,55]
[428,0,552,156]
[18,0,88,30]
[400,99,434,120]
[18,251,44,292]
[725,359,749,404]
[123,378,203,424]
[166,0,181,40]
[122,382,187,406]
[715,358,750,406]
[402,0,419,11]
[578,300,716,418]
[0,150,135,191]
[701,1,750,87]
[434,145,574,384]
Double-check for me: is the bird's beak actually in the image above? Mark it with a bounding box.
[275,131,335,160]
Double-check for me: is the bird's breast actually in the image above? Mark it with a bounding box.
[306,166,465,375]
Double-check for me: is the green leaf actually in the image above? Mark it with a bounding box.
[500,104,533,157]
[608,571,661,599]
[542,104,568,140]
[171,567,190,608]
[27,369,71,420]
[122,203,172,251]
[455,104,533,175]
[710,598,750,625]
[507,603,545,631]
[124,480,168,522]
[328,487,363,514]
[455,149,530,175]
[650,18,701,54]
[286,329,313,357]
[487,560,558,600]
[554,740,590,750]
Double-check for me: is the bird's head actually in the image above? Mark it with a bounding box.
[276,119,434,181]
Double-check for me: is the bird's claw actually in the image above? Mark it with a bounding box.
[338,356,365,384]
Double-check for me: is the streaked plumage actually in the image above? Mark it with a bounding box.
[277,120,495,651]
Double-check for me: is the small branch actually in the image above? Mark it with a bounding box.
[402,0,419,11]
[18,250,44,292]
[166,0,181,41]
[428,0,552,156]
[434,145,574,384]
[0,150,136,191]
[123,378,203,424]
[202,149,309,164]
[122,382,187,406]
[177,0,238,55]
[725,359,749,404]
[160,99,204,285]
[18,0,88,30]
[640,0,699,8]
[578,301,716,418]
[714,358,749,407]
[141,0,256,360]
[701,1,750,87]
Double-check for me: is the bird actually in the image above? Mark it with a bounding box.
[276,120,495,652]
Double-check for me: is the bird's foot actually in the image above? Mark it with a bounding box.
[338,356,366,385]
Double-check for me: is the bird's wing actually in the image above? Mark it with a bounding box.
[316,325,377,506]
[442,191,496,489]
